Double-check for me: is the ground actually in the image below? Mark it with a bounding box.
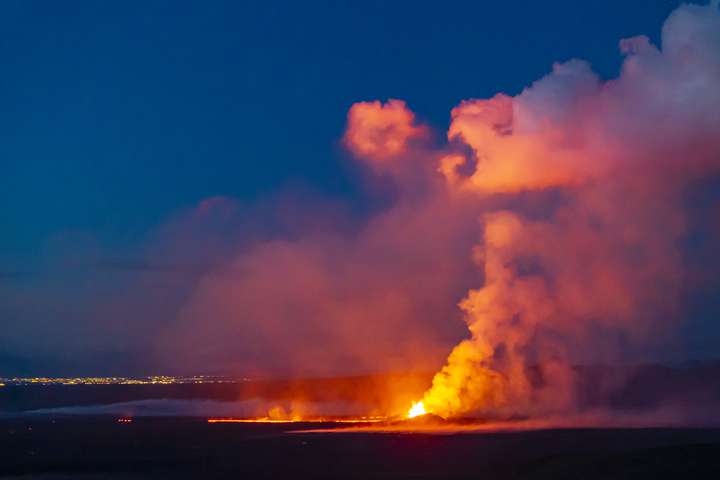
[1,416,719,479]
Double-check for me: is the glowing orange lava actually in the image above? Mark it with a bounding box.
[207,416,389,424]
[407,401,427,418]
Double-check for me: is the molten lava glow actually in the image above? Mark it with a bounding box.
[407,401,427,418]
[207,404,393,425]
[207,416,389,424]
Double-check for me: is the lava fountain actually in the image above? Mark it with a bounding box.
[407,401,427,419]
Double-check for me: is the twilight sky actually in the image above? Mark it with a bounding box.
[2,0,719,376]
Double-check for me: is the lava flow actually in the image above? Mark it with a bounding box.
[207,400,433,425]
[207,416,390,424]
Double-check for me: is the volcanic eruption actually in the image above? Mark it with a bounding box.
[156,2,720,428]
[388,1,720,422]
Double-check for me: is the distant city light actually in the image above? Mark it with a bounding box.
[0,376,251,386]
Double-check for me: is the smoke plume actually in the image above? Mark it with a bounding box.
[417,2,720,418]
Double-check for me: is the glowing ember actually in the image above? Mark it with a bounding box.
[407,401,427,418]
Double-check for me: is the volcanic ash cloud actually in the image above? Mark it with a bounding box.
[402,2,720,418]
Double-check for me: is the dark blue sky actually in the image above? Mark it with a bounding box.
[1,0,682,262]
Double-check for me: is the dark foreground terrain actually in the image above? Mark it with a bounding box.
[1,416,719,479]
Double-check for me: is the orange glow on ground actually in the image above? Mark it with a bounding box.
[207,416,390,424]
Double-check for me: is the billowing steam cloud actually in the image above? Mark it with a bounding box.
[415,2,720,418]
[157,98,483,379]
